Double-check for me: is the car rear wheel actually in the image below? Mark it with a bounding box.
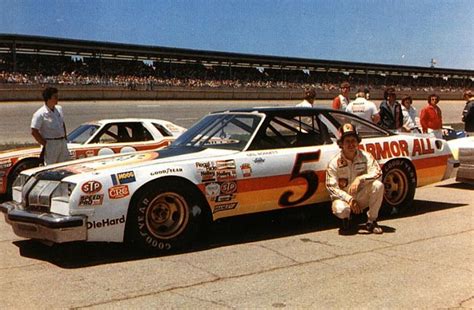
[381,159,417,216]
[126,180,208,252]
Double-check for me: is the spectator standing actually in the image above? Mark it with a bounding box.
[401,95,420,133]
[345,88,380,123]
[420,94,443,138]
[462,90,474,134]
[296,88,316,107]
[378,87,403,131]
[332,81,351,111]
[31,87,70,165]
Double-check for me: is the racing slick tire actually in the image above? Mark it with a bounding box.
[126,179,209,252]
[6,159,41,200]
[381,159,417,216]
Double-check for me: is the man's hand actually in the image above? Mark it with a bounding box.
[349,198,362,214]
[348,177,362,196]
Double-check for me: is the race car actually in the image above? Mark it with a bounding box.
[0,118,186,199]
[0,107,452,252]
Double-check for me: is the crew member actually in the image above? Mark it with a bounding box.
[31,87,70,165]
[462,89,474,135]
[345,88,380,123]
[332,82,351,111]
[420,94,443,138]
[326,123,384,235]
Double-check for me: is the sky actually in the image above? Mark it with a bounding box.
[1,0,473,70]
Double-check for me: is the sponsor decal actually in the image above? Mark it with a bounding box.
[215,194,234,202]
[87,215,125,229]
[81,180,102,194]
[201,171,216,182]
[240,163,252,177]
[216,159,236,170]
[69,150,76,159]
[195,161,217,171]
[253,157,265,164]
[79,194,104,206]
[216,169,236,182]
[360,138,434,161]
[86,150,95,157]
[0,171,5,177]
[111,171,136,185]
[205,183,220,197]
[108,185,130,199]
[0,159,12,170]
[150,167,183,176]
[213,202,238,213]
[220,181,237,194]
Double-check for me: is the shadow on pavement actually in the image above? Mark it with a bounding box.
[12,198,467,268]
[435,182,474,190]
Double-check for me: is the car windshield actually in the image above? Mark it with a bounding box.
[67,124,100,144]
[172,113,263,150]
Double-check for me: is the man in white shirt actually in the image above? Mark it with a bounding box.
[345,89,380,123]
[401,95,420,132]
[296,88,316,107]
[31,87,70,165]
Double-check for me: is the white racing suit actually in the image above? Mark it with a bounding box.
[326,150,384,221]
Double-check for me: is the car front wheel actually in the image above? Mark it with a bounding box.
[126,180,207,252]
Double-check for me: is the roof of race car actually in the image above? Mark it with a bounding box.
[211,106,336,115]
[84,118,177,125]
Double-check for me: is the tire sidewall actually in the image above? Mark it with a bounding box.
[127,180,206,252]
[381,159,417,214]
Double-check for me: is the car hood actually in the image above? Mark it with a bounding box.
[31,146,238,181]
[0,146,41,159]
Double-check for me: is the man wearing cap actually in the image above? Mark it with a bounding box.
[326,123,384,234]
[332,82,350,111]
[31,87,70,165]
[296,88,316,107]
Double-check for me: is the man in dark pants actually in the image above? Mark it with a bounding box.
[462,90,474,135]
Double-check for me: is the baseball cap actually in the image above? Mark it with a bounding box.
[337,123,361,143]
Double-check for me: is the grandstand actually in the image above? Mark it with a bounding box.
[0,33,473,101]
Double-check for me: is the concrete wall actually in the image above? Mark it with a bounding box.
[0,85,463,101]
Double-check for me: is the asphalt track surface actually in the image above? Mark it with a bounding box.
[0,99,467,145]
[0,178,472,308]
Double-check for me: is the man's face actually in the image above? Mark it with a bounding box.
[341,135,359,157]
[341,86,350,95]
[388,93,396,103]
[429,96,438,105]
[47,93,59,106]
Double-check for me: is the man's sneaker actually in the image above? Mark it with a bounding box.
[366,221,383,234]
[338,218,352,235]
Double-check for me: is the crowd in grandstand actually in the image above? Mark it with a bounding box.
[0,54,471,92]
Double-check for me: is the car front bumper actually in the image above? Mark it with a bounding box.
[0,201,87,243]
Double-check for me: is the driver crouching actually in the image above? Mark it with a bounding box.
[326,123,384,235]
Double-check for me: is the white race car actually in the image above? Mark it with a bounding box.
[0,118,186,199]
[1,107,452,252]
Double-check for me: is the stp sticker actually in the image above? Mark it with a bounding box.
[81,181,102,194]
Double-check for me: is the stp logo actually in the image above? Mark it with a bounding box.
[81,181,102,194]
[108,185,129,199]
